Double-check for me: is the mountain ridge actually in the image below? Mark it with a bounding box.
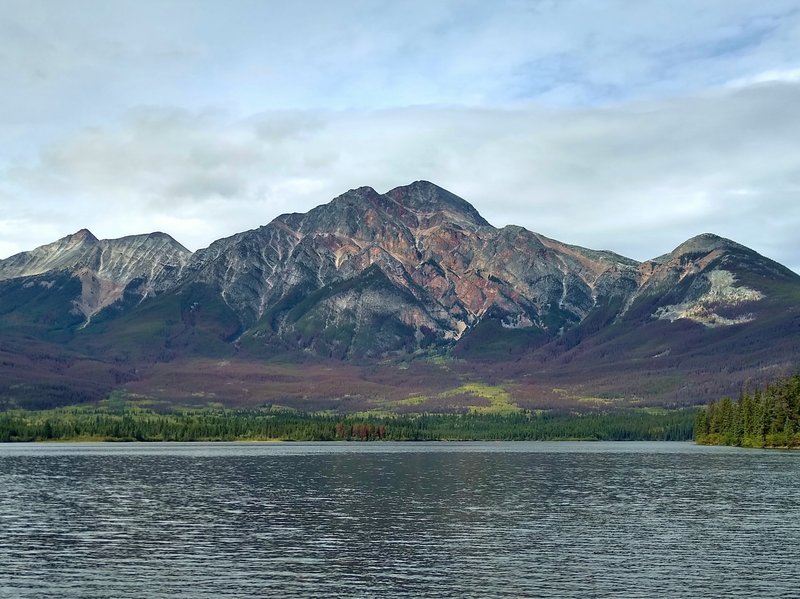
[1,180,798,411]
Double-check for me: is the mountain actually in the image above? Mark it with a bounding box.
[1,181,798,411]
[179,181,641,357]
[0,229,191,329]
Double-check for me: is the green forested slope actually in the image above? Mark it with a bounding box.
[695,373,800,448]
[0,404,694,442]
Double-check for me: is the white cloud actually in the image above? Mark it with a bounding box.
[1,1,800,272]
[728,68,800,87]
[1,83,799,273]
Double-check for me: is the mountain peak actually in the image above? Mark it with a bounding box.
[385,181,491,228]
[69,228,99,244]
[114,231,192,254]
[331,185,383,205]
[649,233,745,264]
[672,233,741,255]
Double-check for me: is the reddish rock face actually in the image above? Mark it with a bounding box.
[2,182,795,360]
[181,181,643,353]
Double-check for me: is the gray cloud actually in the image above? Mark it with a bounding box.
[1,1,800,271]
[2,83,799,272]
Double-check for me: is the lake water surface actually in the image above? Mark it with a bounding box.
[0,441,798,598]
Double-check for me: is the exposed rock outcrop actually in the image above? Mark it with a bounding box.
[0,229,191,324]
[1,183,795,357]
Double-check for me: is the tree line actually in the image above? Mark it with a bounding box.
[695,373,800,448]
[0,405,695,442]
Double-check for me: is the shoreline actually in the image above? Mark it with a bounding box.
[3,437,693,444]
[0,406,697,443]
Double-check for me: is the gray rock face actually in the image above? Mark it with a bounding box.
[619,232,796,326]
[179,181,643,352]
[2,182,794,357]
[0,229,191,323]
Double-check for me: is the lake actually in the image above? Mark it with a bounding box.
[0,441,798,598]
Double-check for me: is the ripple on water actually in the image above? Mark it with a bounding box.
[0,442,799,598]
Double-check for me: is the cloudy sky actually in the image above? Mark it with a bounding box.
[2,0,800,271]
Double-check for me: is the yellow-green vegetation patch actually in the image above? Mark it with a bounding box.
[102,390,160,405]
[575,395,614,405]
[381,383,522,414]
[641,407,669,415]
[426,355,463,368]
[441,382,521,414]
[313,409,339,417]
[263,404,299,414]
[381,393,428,408]
[349,409,396,418]
[128,398,161,407]
[552,387,618,406]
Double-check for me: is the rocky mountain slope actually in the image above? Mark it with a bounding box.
[0,229,190,327]
[179,181,642,356]
[1,181,798,409]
